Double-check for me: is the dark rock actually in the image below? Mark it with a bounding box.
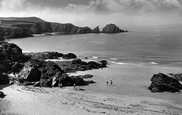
[0,91,6,98]
[72,76,87,86]
[92,26,100,33]
[58,73,73,86]
[0,73,9,85]
[102,24,126,33]
[23,60,80,87]
[24,51,63,61]
[71,58,82,64]
[99,60,108,67]
[63,53,77,59]
[88,61,101,69]
[24,60,64,79]
[148,73,182,93]
[0,42,28,73]
[168,73,182,81]
[55,59,107,73]
[18,67,41,82]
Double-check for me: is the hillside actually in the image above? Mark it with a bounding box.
[0,17,127,39]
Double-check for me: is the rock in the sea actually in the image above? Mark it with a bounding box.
[102,24,126,33]
[148,73,182,93]
[92,26,100,33]
[62,53,77,59]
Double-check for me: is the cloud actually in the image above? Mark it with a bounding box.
[65,0,181,15]
[0,0,181,31]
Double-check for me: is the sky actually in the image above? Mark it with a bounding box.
[0,0,182,31]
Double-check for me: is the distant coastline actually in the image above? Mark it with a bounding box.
[0,17,128,40]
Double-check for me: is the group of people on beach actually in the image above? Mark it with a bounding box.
[106,80,113,85]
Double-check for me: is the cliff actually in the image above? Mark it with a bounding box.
[0,17,127,39]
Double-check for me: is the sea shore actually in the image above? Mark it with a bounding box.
[1,62,182,115]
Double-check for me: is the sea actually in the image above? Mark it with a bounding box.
[8,31,182,67]
[7,31,182,106]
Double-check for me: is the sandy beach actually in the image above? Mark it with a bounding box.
[1,63,182,115]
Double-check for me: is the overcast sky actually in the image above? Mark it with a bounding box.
[0,0,182,31]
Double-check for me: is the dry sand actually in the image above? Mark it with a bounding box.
[1,63,182,115]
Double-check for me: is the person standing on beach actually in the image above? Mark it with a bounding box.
[106,81,108,85]
[110,80,113,85]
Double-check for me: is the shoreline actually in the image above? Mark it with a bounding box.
[1,63,182,115]
[69,62,182,103]
[1,83,182,115]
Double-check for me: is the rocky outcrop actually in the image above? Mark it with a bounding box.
[0,42,30,85]
[92,26,100,33]
[0,42,28,74]
[102,24,126,33]
[18,66,41,82]
[148,73,182,93]
[24,52,76,61]
[0,42,103,87]
[62,53,77,59]
[24,52,63,61]
[21,59,89,87]
[55,59,107,73]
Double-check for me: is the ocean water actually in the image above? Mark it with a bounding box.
[8,31,182,106]
[8,31,182,67]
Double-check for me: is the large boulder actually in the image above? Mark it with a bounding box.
[102,24,126,33]
[148,73,182,93]
[0,42,28,73]
[0,73,9,85]
[0,91,6,98]
[18,66,41,82]
[24,60,74,87]
[88,61,101,69]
